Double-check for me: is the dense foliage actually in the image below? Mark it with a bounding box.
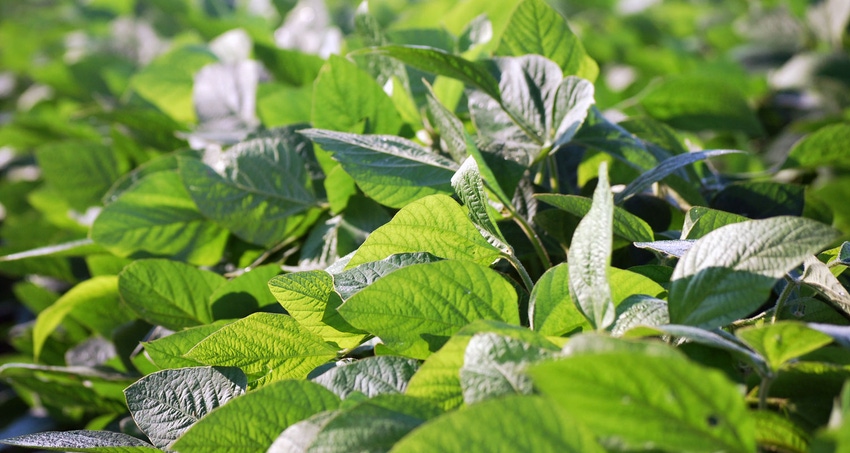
[1,0,850,451]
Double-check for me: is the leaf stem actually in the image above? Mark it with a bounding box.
[484,181,552,272]
[757,375,773,411]
[771,278,797,324]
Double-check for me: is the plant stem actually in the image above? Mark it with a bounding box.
[771,278,797,324]
[485,181,552,272]
[757,375,773,411]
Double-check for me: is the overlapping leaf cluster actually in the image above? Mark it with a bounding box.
[1,0,850,451]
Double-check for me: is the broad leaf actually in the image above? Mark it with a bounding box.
[529,263,588,335]
[611,295,669,336]
[459,332,558,404]
[0,431,159,453]
[424,83,467,162]
[254,43,324,87]
[312,355,420,398]
[669,216,840,329]
[332,252,442,300]
[124,367,246,449]
[681,207,749,240]
[530,347,756,452]
[451,156,507,247]
[346,194,502,268]
[799,255,850,315]
[753,410,810,453]
[37,141,129,211]
[785,123,850,169]
[171,380,339,453]
[0,364,133,414]
[143,321,232,370]
[639,75,763,136]
[498,0,594,79]
[179,128,316,247]
[312,54,403,135]
[184,312,338,385]
[536,193,654,243]
[614,149,742,205]
[389,395,604,452]
[736,322,833,372]
[300,129,457,208]
[118,259,225,330]
[568,162,614,330]
[337,260,519,359]
[355,45,501,101]
[33,276,124,361]
[209,264,281,319]
[268,270,366,349]
[91,171,229,266]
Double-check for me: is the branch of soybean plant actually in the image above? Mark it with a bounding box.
[771,277,798,324]
[224,237,300,278]
[483,180,552,271]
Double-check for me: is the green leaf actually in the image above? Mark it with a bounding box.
[311,54,403,135]
[118,259,225,330]
[143,321,232,369]
[254,43,324,87]
[171,380,340,453]
[129,45,217,124]
[184,312,338,385]
[459,332,558,404]
[451,156,508,247]
[634,239,695,258]
[91,171,229,266]
[711,181,805,219]
[0,364,133,414]
[312,356,420,398]
[614,149,743,205]
[737,321,833,372]
[551,76,596,146]
[530,347,756,452]
[300,129,457,208]
[332,252,443,300]
[639,75,763,136]
[753,410,809,453]
[669,217,840,329]
[611,295,669,336]
[799,255,850,315]
[681,207,749,240]
[0,238,102,262]
[337,260,519,359]
[346,194,502,268]
[536,193,654,243]
[355,45,501,102]
[568,162,614,330]
[124,367,246,449]
[498,0,593,79]
[33,276,121,361]
[209,264,281,320]
[0,431,159,452]
[389,395,604,453]
[178,129,316,247]
[424,83,467,162]
[785,123,850,169]
[268,270,366,349]
[36,141,129,210]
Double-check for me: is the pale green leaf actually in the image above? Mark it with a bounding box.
[37,141,129,210]
[389,395,604,453]
[300,129,458,208]
[737,321,833,372]
[124,366,246,449]
[753,410,809,453]
[90,171,229,266]
[785,123,850,169]
[171,380,339,453]
[143,321,232,370]
[178,129,316,247]
[568,162,614,330]
[312,355,420,398]
[184,313,338,385]
[337,260,519,359]
[346,194,502,268]
[530,348,756,452]
[267,270,367,349]
[118,259,225,330]
[681,207,749,240]
[459,332,558,404]
[0,431,159,453]
[33,276,121,361]
[669,216,840,329]
[498,0,593,78]
[312,54,403,135]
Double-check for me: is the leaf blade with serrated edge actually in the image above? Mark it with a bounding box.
[668,216,840,329]
[300,129,458,208]
[567,162,615,330]
[337,260,519,359]
[184,312,338,385]
[345,194,502,269]
[124,367,246,449]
